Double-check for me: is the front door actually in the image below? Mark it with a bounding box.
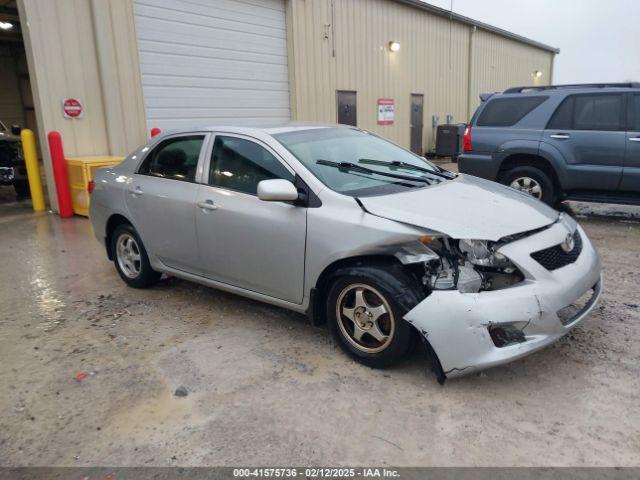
[195,134,307,304]
[337,90,357,126]
[125,134,207,273]
[621,93,640,192]
[543,93,625,190]
[410,94,424,155]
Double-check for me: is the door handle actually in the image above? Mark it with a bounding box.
[550,133,570,139]
[128,186,143,196]
[629,137,640,142]
[197,200,218,211]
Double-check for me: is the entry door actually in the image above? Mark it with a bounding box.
[125,134,207,272]
[195,134,307,303]
[410,94,424,154]
[543,93,625,190]
[621,93,640,191]
[337,91,357,126]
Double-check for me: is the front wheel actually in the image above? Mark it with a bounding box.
[327,271,416,368]
[111,224,161,288]
[501,165,556,206]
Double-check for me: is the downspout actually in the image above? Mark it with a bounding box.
[466,25,476,122]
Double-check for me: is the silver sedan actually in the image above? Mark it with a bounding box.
[89,124,602,381]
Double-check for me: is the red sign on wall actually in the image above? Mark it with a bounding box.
[377,98,395,125]
[62,98,83,119]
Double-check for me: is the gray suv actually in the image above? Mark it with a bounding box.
[459,83,640,206]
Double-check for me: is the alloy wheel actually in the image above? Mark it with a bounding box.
[116,233,142,279]
[336,284,395,354]
[510,176,542,199]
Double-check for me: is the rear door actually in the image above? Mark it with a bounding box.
[125,133,208,273]
[621,93,640,191]
[543,93,626,190]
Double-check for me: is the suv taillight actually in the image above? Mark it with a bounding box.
[463,125,472,152]
[87,180,95,194]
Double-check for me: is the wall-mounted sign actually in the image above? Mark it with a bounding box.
[377,98,394,125]
[62,98,83,119]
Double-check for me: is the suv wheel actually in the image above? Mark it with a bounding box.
[501,166,556,206]
[111,224,161,288]
[327,270,415,368]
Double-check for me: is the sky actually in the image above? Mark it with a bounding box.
[425,0,640,84]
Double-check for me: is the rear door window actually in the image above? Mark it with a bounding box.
[476,96,548,127]
[138,135,205,182]
[548,94,624,131]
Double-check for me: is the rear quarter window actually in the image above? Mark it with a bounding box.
[476,96,548,127]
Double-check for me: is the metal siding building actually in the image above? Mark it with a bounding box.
[13,0,556,208]
[287,0,555,151]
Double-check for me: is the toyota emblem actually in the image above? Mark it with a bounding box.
[561,233,575,253]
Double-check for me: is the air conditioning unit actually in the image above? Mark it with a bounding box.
[435,124,466,158]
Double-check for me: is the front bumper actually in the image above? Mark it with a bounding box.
[404,222,602,379]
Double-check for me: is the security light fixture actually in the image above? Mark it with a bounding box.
[389,41,400,52]
[0,21,13,30]
[533,70,542,78]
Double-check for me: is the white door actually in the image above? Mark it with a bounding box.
[133,0,290,130]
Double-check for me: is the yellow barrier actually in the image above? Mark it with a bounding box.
[20,129,46,212]
[66,156,124,216]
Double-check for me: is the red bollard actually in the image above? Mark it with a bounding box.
[48,131,73,218]
[150,127,161,137]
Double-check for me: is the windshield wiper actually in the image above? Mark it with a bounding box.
[316,159,432,184]
[358,158,456,179]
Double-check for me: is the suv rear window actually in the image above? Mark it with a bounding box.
[476,96,548,127]
[547,93,624,131]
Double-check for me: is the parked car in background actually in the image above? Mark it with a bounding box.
[89,124,602,381]
[0,121,29,197]
[459,83,640,206]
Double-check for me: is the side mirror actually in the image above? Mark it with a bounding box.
[257,179,299,202]
[10,125,21,136]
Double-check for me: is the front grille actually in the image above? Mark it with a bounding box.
[531,230,582,271]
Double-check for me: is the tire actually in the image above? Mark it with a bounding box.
[111,224,161,288]
[13,180,30,198]
[326,266,418,368]
[501,165,556,206]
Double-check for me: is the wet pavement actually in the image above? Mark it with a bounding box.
[0,185,639,466]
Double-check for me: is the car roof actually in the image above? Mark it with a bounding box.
[154,122,347,138]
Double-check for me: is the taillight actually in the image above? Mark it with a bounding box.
[463,125,473,152]
[87,180,95,194]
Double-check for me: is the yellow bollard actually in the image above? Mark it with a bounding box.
[20,129,46,212]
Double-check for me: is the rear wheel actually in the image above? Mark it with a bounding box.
[111,224,161,288]
[327,268,416,368]
[501,165,556,206]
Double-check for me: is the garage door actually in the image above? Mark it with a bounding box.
[133,0,290,130]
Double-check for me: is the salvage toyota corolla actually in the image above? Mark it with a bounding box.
[89,124,602,381]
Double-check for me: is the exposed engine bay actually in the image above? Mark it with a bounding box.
[417,236,524,294]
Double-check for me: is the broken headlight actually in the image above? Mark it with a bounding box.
[458,239,512,269]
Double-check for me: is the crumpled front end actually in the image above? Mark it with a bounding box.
[405,220,602,379]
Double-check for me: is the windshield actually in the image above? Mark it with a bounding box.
[274,127,445,196]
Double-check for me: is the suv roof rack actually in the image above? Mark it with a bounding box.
[504,82,640,93]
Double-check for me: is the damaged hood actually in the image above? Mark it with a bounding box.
[358,174,558,241]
